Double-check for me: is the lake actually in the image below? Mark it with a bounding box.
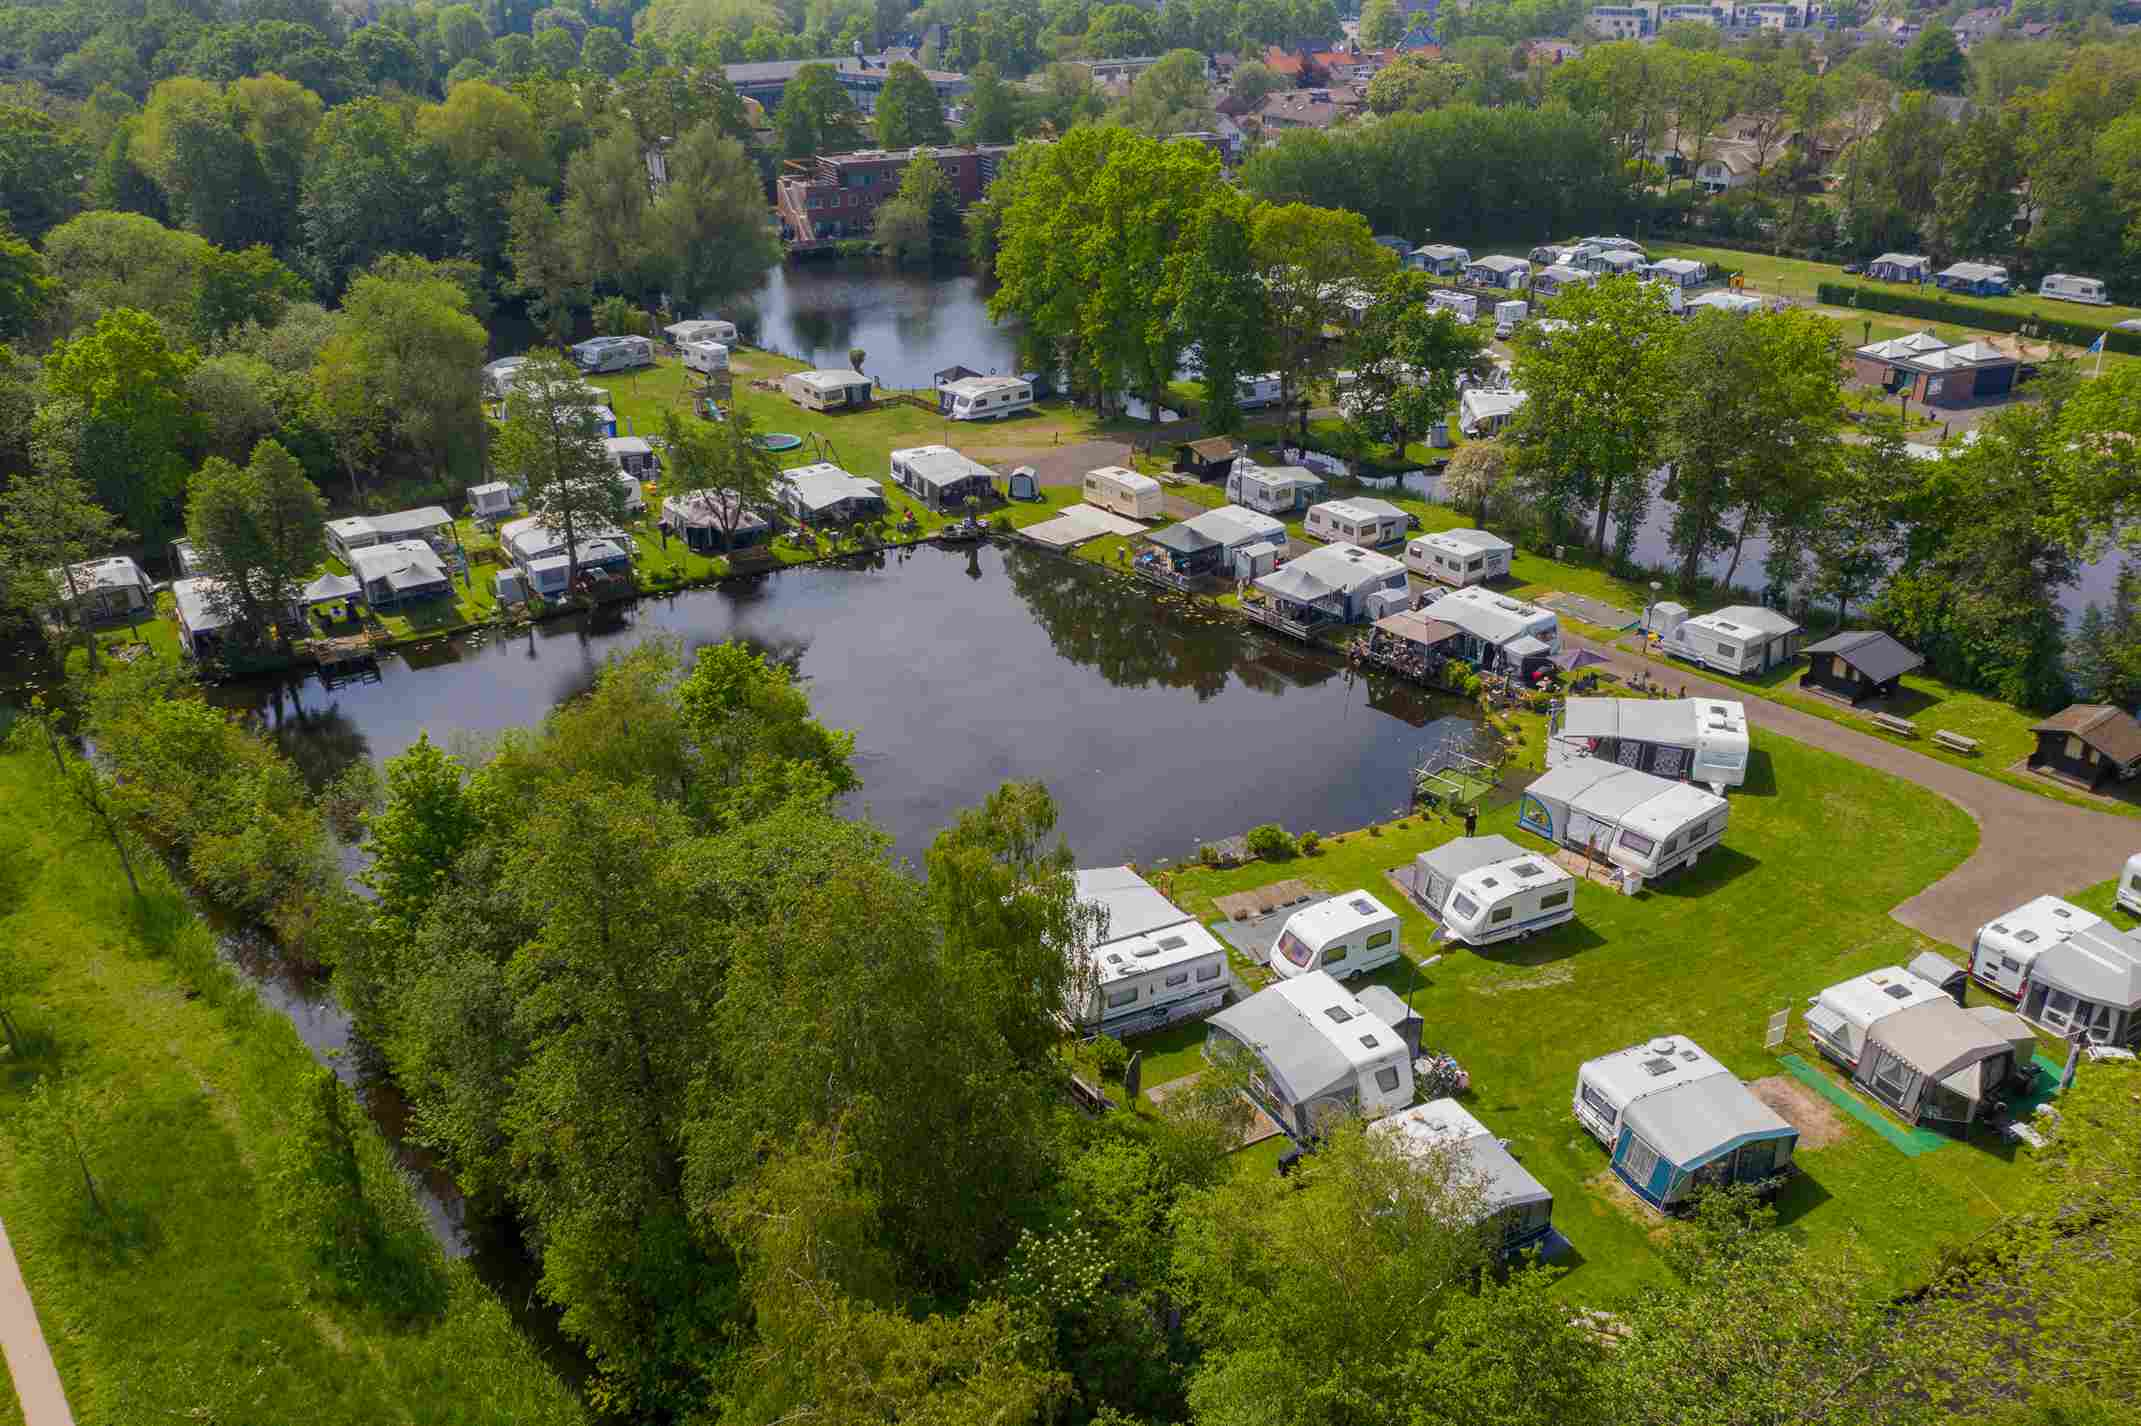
[232,543,1490,870]
[720,258,1026,392]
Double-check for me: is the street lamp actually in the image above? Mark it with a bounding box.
[1644,581,1662,653]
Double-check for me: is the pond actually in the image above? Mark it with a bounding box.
[229,543,1493,870]
[719,259,1026,393]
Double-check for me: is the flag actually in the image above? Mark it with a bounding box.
[2088,334,2106,354]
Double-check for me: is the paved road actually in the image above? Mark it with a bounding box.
[0,1219,73,1426]
[1565,633,2135,949]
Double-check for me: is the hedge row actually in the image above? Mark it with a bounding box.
[1816,281,2141,356]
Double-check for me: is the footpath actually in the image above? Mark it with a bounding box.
[1566,633,2135,948]
[0,1219,72,1425]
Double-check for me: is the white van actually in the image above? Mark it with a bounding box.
[2039,273,2109,305]
[1269,891,1403,980]
[1236,372,1284,409]
[1082,466,1162,520]
[570,335,654,373]
[1969,894,2103,1001]
[1411,836,1576,948]
[943,375,1034,420]
[681,339,729,374]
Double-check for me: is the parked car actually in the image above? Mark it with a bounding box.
[1841,262,1863,275]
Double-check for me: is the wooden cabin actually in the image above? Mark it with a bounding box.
[1173,436,1242,483]
[1798,631,1924,706]
[2028,704,2141,791]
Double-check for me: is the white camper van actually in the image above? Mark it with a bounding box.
[681,339,730,374]
[1082,466,1163,520]
[1410,835,1577,947]
[1655,603,1803,675]
[1236,372,1284,409]
[1406,528,1513,587]
[1969,894,2103,1001]
[2119,853,2141,916]
[2039,273,2109,305]
[570,335,654,373]
[943,375,1034,420]
[784,369,872,412]
[1070,866,1230,1036]
[1269,891,1403,980]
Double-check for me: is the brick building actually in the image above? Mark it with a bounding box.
[775,144,1022,246]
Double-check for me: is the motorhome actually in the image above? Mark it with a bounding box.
[1069,866,1230,1037]
[570,335,654,373]
[1406,528,1513,587]
[1236,372,1284,409]
[1205,972,1417,1141]
[1082,466,1163,520]
[784,369,874,411]
[680,339,730,374]
[2039,273,2109,305]
[943,375,1034,420]
[1548,697,1749,792]
[1574,1036,1797,1211]
[1269,891,1403,980]
[1518,755,1728,880]
[1968,895,2102,1000]
[1409,835,1576,947]
[1304,497,1409,548]
[1654,603,1803,675]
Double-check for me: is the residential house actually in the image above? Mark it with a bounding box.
[1693,145,1760,192]
[1258,89,1349,131]
[1851,331,2020,406]
[724,55,968,115]
[1585,6,1654,39]
[775,144,1021,246]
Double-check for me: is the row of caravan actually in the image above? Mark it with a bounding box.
[1968,894,2141,1047]
[1548,696,1750,792]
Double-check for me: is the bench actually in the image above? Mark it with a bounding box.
[1870,712,1918,738]
[1931,729,1981,755]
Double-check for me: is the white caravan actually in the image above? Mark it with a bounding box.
[2039,273,2109,305]
[570,335,654,373]
[664,318,737,346]
[681,339,730,374]
[1493,300,1528,339]
[1969,894,2102,1001]
[1407,528,1513,587]
[1654,603,1803,674]
[1081,466,1162,520]
[1269,891,1403,980]
[1518,756,1729,880]
[943,375,1034,420]
[1236,372,1284,409]
[1410,835,1577,947]
[1069,866,1230,1037]
[2120,853,2141,915]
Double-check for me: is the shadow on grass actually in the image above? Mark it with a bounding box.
[1738,748,1778,798]
[1470,920,1609,968]
[1771,1168,1833,1230]
[1650,845,1760,898]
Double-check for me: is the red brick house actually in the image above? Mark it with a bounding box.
[775,144,1022,246]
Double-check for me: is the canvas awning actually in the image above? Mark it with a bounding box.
[300,572,363,606]
[1147,523,1220,556]
[1866,1001,2011,1100]
[1374,611,1460,648]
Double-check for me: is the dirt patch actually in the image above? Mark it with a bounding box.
[1585,1168,1674,1244]
[1747,1074,1847,1151]
[1471,964,1574,995]
[1213,879,1320,922]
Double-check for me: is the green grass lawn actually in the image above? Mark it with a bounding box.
[0,749,586,1426]
[1135,726,2030,1304]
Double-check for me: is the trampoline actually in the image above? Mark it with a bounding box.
[758,433,804,452]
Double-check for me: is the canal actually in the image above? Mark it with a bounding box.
[232,542,1491,871]
[723,258,1026,392]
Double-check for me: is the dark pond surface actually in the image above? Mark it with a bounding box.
[722,259,1026,392]
[228,542,1491,871]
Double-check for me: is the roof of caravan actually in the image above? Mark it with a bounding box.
[2030,925,2141,1008]
[605,436,652,456]
[1208,972,1395,1104]
[1280,891,1397,948]
[792,368,871,390]
[1420,586,1555,645]
[1687,291,1763,314]
[52,555,146,593]
[1939,261,2010,283]
[1618,780,1726,840]
[1147,522,1221,555]
[1372,1100,1553,1212]
[1906,950,1967,989]
[892,444,995,486]
[347,540,448,590]
[1076,865,1194,945]
[1415,527,1512,555]
[1086,918,1225,987]
[1802,630,1924,684]
[1451,851,1572,903]
[1257,561,1341,604]
[1967,1004,2038,1062]
[1415,835,1529,881]
[1872,252,1931,268]
[1870,999,2014,1082]
[1593,249,1644,270]
[781,464,883,510]
[1625,1069,1795,1168]
[943,374,1029,396]
[1185,504,1287,547]
[1817,966,1950,1034]
[1979,895,2103,947]
[1087,465,1160,493]
[1685,604,1801,638]
[664,319,731,339]
[1270,541,1406,593]
[1413,244,1470,260]
[1470,255,1529,272]
[1647,257,1705,275]
[1238,464,1324,490]
[1558,696,1699,745]
[1568,763,1684,823]
[1311,497,1406,523]
[171,576,231,632]
[468,480,510,498]
[327,506,452,542]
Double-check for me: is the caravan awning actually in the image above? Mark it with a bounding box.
[1867,1001,2011,1094]
[1147,523,1220,556]
[1375,611,1460,648]
[300,572,363,606]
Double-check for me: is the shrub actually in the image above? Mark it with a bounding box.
[1086,1033,1129,1083]
[1198,842,1222,867]
[1299,829,1321,855]
[1816,281,2141,354]
[1245,823,1297,860]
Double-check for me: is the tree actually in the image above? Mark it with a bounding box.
[1347,271,1487,458]
[229,74,326,255]
[417,80,554,276]
[0,468,128,671]
[0,228,52,341]
[1507,274,1680,558]
[959,62,1022,144]
[646,120,782,308]
[361,733,482,940]
[1118,49,1218,137]
[774,63,865,159]
[1359,0,1406,48]
[437,5,492,69]
[184,437,329,654]
[563,116,657,298]
[41,209,212,336]
[1086,5,1160,57]
[1657,308,1842,594]
[1934,109,2021,260]
[1443,438,1513,526]
[194,243,307,344]
[0,104,86,241]
[875,60,951,149]
[495,350,627,596]
[1228,61,1286,110]
[1366,56,1469,115]
[1166,187,1267,438]
[1905,24,1966,94]
[505,182,588,349]
[137,78,276,252]
[658,404,782,553]
[672,641,860,828]
[874,148,959,262]
[1250,201,1392,438]
[311,267,487,494]
[41,308,200,545]
[581,26,630,77]
[300,97,438,293]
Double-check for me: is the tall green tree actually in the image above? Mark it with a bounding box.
[872,149,959,263]
[300,96,439,293]
[505,182,588,350]
[494,350,627,595]
[183,437,329,653]
[657,405,782,553]
[40,307,200,544]
[417,80,554,277]
[774,62,865,159]
[959,62,1021,144]
[0,467,128,671]
[1249,201,1392,438]
[1347,270,1487,459]
[1166,187,1267,438]
[1905,23,1967,94]
[1508,274,1680,557]
[1117,49,1218,137]
[875,60,951,149]
[0,104,86,240]
[563,115,657,298]
[310,266,487,493]
[646,120,782,308]
[1359,0,1405,48]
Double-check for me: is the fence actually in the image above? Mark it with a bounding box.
[1816,281,2141,355]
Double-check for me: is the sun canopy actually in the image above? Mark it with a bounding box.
[300,572,363,606]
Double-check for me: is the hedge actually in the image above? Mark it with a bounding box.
[1816,281,2141,356]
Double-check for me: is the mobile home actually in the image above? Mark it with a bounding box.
[1654,603,1802,675]
[1531,264,1594,297]
[1574,1035,1797,1211]
[1226,463,1327,515]
[570,335,654,373]
[890,445,995,510]
[1407,243,1471,276]
[1304,497,1409,549]
[1969,895,2103,1001]
[1429,290,1479,321]
[1640,258,1707,288]
[1806,965,2027,1130]
[1204,972,1416,1141]
[324,506,455,563]
[663,318,737,347]
[662,490,771,553]
[1465,255,1531,290]
[2038,273,2108,305]
[1082,465,1163,520]
[498,516,634,598]
[1518,755,1728,880]
[680,339,730,374]
[346,540,453,609]
[1069,865,1230,1037]
[1547,697,1749,792]
[1252,542,1411,627]
[1408,835,1576,947]
[1269,891,1403,980]
[1406,528,1513,587]
[46,555,150,622]
[784,369,873,412]
[1370,1101,1555,1257]
[1417,585,1561,672]
[1867,253,1932,284]
[171,576,234,659]
[779,463,886,523]
[1493,300,1528,338]
[942,375,1033,420]
[2021,924,2141,1046]
[1458,388,1526,437]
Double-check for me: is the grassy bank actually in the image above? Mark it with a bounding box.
[0,746,586,1426]
[1139,726,2037,1304]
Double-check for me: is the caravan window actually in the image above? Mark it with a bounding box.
[1366,930,1393,949]
[1540,889,1570,910]
[1375,1066,1401,1093]
[1580,1082,1615,1121]
[1324,943,1348,964]
[1105,987,1138,1008]
[1450,893,1479,919]
[2000,957,2021,973]
[1621,1135,1661,1185]
[1165,970,1189,988]
[1490,906,1513,925]
[1717,641,1737,657]
[1466,558,1482,572]
[1277,931,1313,968]
[1618,829,1656,856]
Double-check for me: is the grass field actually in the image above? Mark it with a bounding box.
[1129,725,2044,1304]
[0,749,587,1426]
